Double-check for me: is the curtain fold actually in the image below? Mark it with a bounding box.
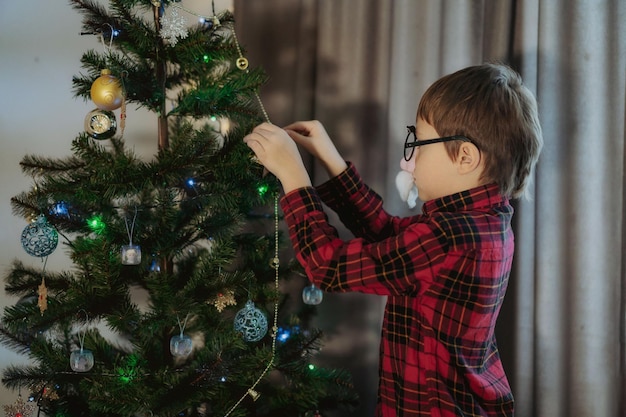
[235,1,625,415]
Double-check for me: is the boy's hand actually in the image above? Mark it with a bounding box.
[284,120,347,178]
[244,123,312,193]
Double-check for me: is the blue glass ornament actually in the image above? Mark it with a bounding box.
[148,255,161,272]
[234,300,268,342]
[21,215,58,257]
[302,283,323,305]
[70,348,94,372]
[170,333,193,357]
[170,314,193,358]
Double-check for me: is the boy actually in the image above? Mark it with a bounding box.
[244,63,543,416]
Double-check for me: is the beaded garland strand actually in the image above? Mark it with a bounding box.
[161,3,280,414]
[225,15,280,416]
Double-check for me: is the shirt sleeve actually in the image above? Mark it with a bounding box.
[280,185,447,296]
[314,162,416,242]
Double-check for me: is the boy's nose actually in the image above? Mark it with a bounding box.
[399,156,414,172]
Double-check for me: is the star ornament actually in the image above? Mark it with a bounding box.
[3,394,36,417]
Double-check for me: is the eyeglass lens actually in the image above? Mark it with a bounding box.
[404,126,416,161]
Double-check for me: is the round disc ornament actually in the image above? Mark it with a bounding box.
[233,300,268,342]
[85,108,117,140]
[21,215,58,257]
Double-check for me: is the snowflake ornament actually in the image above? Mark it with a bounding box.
[209,289,236,312]
[160,6,188,46]
[3,394,36,417]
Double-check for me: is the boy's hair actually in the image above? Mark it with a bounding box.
[417,62,543,199]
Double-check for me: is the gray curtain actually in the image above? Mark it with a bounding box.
[235,1,626,416]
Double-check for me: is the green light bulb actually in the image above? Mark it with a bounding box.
[87,215,106,234]
[257,184,269,196]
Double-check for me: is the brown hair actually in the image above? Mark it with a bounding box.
[417,63,543,199]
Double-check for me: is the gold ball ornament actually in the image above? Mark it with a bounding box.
[236,57,249,70]
[90,69,123,111]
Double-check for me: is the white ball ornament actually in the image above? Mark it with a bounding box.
[234,300,268,342]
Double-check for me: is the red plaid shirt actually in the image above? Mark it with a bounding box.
[280,163,515,416]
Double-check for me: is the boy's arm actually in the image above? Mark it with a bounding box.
[316,163,410,242]
[283,120,348,180]
[243,123,312,193]
[280,187,441,295]
[244,120,348,193]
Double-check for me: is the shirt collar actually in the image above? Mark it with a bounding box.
[421,183,508,215]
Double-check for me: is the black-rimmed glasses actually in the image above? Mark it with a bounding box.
[404,125,476,161]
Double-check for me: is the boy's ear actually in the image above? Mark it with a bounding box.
[457,142,482,174]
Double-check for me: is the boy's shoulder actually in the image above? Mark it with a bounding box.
[421,185,513,246]
[425,183,506,209]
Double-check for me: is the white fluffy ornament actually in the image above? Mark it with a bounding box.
[395,170,419,209]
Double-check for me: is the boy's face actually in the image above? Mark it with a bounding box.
[399,118,463,202]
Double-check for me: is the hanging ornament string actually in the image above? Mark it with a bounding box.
[224,195,280,417]
[98,23,115,56]
[124,207,138,247]
[77,310,89,352]
[119,71,128,137]
[177,313,190,337]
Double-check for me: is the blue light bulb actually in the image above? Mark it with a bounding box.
[277,327,291,343]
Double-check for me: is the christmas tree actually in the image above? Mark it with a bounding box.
[0,1,357,416]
